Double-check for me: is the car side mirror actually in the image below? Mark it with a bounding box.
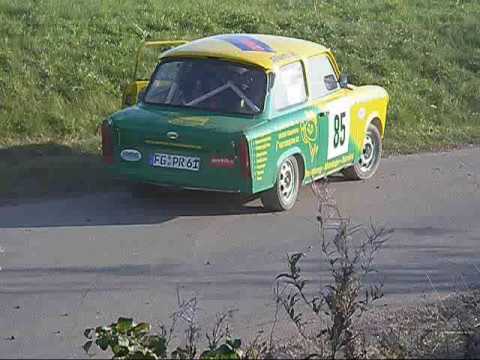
[339,73,349,88]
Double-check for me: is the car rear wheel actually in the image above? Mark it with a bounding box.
[343,122,382,180]
[261,156,300,211]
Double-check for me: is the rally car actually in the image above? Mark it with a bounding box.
[102,34,389,211]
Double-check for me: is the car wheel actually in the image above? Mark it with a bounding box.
[261,156,300,211]
[343,122,382,180]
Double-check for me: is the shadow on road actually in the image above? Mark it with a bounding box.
[0,142,354,228]
[0,185,273,228]
[0,142,118,201]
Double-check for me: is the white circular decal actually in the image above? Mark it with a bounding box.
[120,149,142,162]
[358,108,366,120]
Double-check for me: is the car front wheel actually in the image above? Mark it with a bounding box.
[261,156,300,211]
[343,122,382,180]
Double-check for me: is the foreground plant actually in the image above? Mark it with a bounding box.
[83,297,244,360]
[456,289,480,358]
[275,181,391,359]
[83,317,167,359]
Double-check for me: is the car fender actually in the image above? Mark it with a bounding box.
[271,146,306,185]
[345,86,388,152]
[359,86,388,137]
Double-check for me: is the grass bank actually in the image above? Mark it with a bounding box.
[0,0,479,197]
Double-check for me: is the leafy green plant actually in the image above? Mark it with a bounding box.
[84,297,248,360]
[83,317,167,359]
[199,338,243,360]
[83,317,245,360]
[199,311,243,359]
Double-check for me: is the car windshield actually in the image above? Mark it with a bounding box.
[144,59,267,115]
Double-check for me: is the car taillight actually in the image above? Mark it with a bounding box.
[101,120,113,164]
[239,136,251,179]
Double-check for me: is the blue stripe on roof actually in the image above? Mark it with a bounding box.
[218,35,274,53]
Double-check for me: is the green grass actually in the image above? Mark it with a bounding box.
[0,0,479,197]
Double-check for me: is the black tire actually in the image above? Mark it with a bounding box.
[261,156,300,211]
[343,122,382,180]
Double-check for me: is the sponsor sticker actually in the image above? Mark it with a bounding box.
[210,157,235,168]
[120,149,142,162]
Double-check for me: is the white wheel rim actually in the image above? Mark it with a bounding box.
[279,159,296,204]
[359,133,378,172]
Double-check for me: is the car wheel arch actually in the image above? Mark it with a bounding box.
[274,147,306,184]
[366,115,383,138]
[293,153,305,184]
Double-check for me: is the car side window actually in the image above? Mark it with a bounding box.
[307,55,339,99]
[145,61,182,103]
[274,61,307,110]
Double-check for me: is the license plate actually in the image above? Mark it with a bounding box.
[150,153,200,171]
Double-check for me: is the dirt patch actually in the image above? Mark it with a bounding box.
[270,290,480,359]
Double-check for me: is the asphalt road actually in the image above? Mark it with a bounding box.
[1,147,480,358]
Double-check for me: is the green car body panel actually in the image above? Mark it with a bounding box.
[106,100,354,195]
[108,105,263,193]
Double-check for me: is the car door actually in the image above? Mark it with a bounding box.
[269,60,324,185]
[306,54,355,175]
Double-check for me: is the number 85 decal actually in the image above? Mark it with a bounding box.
[333,112,346,148]
[327,107,350,160]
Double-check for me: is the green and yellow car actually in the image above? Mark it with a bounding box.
[102,34,389,211]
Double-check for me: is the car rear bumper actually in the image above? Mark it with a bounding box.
[108,164,250,194]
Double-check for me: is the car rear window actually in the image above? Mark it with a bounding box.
[144,58,267,115]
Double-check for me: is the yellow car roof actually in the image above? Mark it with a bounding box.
[161,34,329,70]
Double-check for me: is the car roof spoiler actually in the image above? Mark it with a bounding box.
[133,40,190,80]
